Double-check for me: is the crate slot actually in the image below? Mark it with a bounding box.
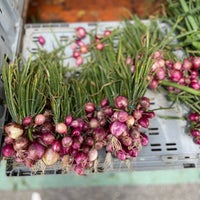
[1,35,5,42]
[149,132,159,135]
[30,48,38,54]
[166,148,177,151]
[150,101,155,105]
[183,163,196,168]
[88,23,97,26]
[166,143,176,146]
[151,148,162,151]
[60,35,69,41]
[150,143,161,146]
[0,7,2,13]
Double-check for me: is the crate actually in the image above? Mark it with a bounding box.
[0,1,200,178]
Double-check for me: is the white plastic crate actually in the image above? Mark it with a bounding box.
[1,1,200,176]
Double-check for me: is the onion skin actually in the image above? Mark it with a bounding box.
[4,122,24,139]
[42,148,60,166]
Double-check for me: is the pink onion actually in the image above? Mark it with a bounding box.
[2,144,15,157]
[117,111,129,123]
[155,67,166,80]
[169,69,182,82]
[126,115,135,127]
[93,127,107,141]
[42,148,60,166]
[173,62,182,70]
[139,97,150,110]
[80,45,88,54]
[89,118,99,129]
[85,137,94,146]
[76,56,83,66]
[73,50,81,59]
[40,121,55,134]
[194,136,200,145]
[188,113,199,122]
[101,98,109,107]
[94,141,104,150]
[75,152,88,165]
[192,57,200,69]
[4,136,14,144]
[103,106,114,117]
[183,59,192,70]
[120,136,132,146]
[96,43,104,50]
[133,109,143,120]
[4,122,24,139]
[104,30,112,37]
[189,81,200,90]
[73,164,85,175]
[116,150,126,161]
[128,148,138,157]
[110,121,127,137]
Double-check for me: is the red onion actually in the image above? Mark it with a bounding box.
[183,59,192,70]
[149,79,159,89]
[93,127,107,141]
[194,136,200,145]
[76,27,87,39]
[128,148,138,157]
[34,114,46,126]
[96,43,104,50]
[117,111,129,123]
[4,122,24,139]
[13,136,29,151]
[84,102,96,113]
[142,111,155,119]
[96,110,105,120]
[173,62,182,70]
[40,121,55,134]
[42,148,60,166]
[41,132,55,145]
[188,113,199,122]
[133,109,143,120]
[89,149,98,161]
[101,98,109,107]
[52,140,62,152]
[139,97,150,110]
[65,115,73,126]
[110,121,127,137]
[82,145,90,153]
[126,115,135,127]
[89,118,99,129]
[169,69,182,82]
[94,141,104,150]
[120,136,132,146]
[22,116,32,127]
[75,152,88,165]
[55,122,67,134]
[80,45,88,54]
[140,133,149,146]
[27,142,45,161]
[138,117,149,128]
[73,50,81,59]
[104,30,112,37]
[116,150,126,161]
[2,144,15,157]
[114,96,128,110]
[38,36,45,46]
[4,136,14,144]
[85,137,94,146]
[103,106,114,117]
[156,67,166,80]
[72,139,81,150]
[73,164,85,175]
[62,136,72,148]
[189,81,200,90]
[192,57,200,69]
[190,129,200,137]
[76,56,83,66]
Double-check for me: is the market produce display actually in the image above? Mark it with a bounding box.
[1,0,200,175]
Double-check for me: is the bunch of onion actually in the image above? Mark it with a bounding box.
[148,50,200,144]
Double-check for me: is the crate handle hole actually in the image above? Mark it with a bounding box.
[1,35,5,42]
[183,163,195,168]
[0,8,2,14]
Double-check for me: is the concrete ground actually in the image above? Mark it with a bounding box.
[1,184,200,200]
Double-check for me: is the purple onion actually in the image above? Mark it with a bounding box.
[183,59,192,70]
[94,141,104,150]
[100,98,109,107]
[76,26,87,39]
[89,118,99,129]
[72,139,81,150]
[173,62,182,70]
[139,97,150,110]
[169,69,182,82]
[40,121,55,134]
[96,43,104,50]
[103,106,114,117]
[73,164,85,175]
[120,136,132,146]
[55,123,68,134]
[34,114,46,126]
[192,57,200,69]
[104,30,112,37]
[73,50,81,59]
[75,152,88,165]
[128,148,139,157]
[38,36,45,46]
[190,129,200,137]
[93,127,107,141]
[155,67,166,80]
[96,110,105,120]
[72,128,81,136]
[76,56,83,66]
[109,121,127,137]
[85,137,94,146]
[188,113,199,122]
[4,136,14,144]
[194,136,200,145]
[133,109,143,120]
